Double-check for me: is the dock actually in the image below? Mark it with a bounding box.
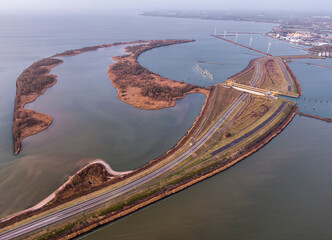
[196,64,206,76]
[205,68,214,80]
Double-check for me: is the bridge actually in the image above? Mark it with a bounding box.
[223,80,299,98]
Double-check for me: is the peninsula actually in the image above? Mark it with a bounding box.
[5,37,301,240]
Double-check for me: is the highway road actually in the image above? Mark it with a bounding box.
[0,49,281,240]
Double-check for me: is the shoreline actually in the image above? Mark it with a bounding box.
[58,106,299,240]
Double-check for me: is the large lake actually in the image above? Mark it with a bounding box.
[0,13,331,239]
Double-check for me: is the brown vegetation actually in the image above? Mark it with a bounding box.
[51,163,112,205]
[108,39,209,109]
[262,59,285,90]
[229,95,273,132]
[13,58,63,154]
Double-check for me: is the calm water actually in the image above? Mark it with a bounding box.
[0,13,331,239]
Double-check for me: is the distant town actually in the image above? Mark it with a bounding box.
[142,10,332,57]
[267,15,332,56]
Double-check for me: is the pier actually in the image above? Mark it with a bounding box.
[297,112,332,123]
[205,68,214,80]
[196,64,214,80]
[212,35,272,56]
[196,64,206,76]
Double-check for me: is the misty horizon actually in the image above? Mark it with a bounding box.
[1,0,332,15]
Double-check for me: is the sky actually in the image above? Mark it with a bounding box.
[1,0,332,14]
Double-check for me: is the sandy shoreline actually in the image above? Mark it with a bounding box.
[0,160,132,223]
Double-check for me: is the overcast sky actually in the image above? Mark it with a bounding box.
[1,0,332,14]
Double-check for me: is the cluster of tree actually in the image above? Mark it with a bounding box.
[31,58,62,68]
[110,60,154,90]
[112,61,150,76]
[13,110,42,144]
[141,84,196,101]
[16,116,42,128]
[16,58,63,97]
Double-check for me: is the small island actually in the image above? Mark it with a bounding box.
[13,58,63,154]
